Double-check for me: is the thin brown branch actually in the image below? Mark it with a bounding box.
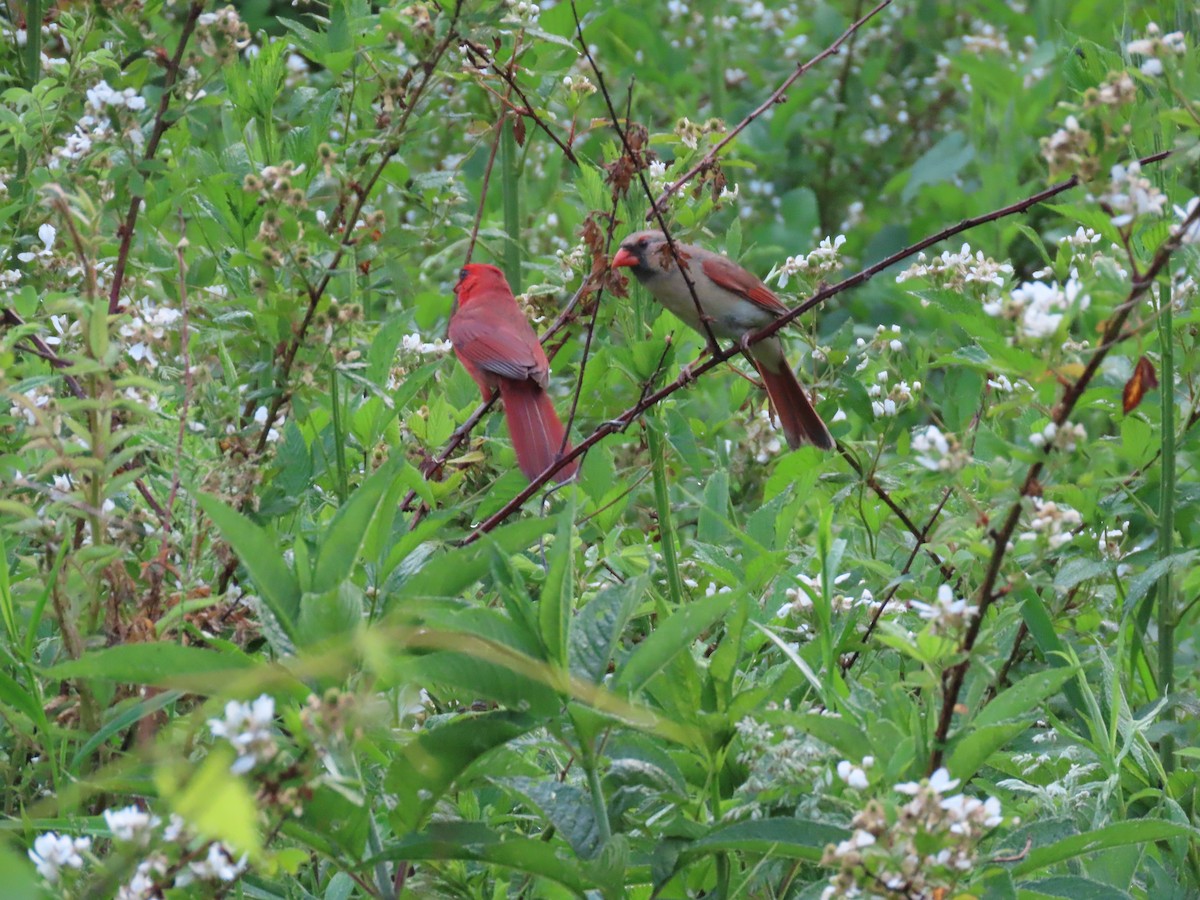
[107,0,205,315]
[570,4,722,354]
[646,0,893,219]
[462,38,579,165]
[461,151,1175,543]
[465,118,507,265]
[837,443,951,579]
[929,197,1200,772]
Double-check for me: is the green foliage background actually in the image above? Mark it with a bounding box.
[1,0,1199,897]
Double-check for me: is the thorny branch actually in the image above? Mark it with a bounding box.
[460,149,1175,545]
[929,197,1200,772]
[646,0,893,219]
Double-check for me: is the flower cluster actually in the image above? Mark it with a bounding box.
[983,275,1089,340]
[196,5,253,64]
[1099,161,1167,228]
[28,808,248,897]
[775,235,847,288]
[821,768,1005,899]
[208,694,278,774]
[403,332,453,356]
[118,297,183,369]
[1029,420,1086,453]
[1021,497,1082,550]
[673,116,724,149]
[868,371,919,419]
[909,584,977,636]
[502,0,540,26]
[1125,23,1187,77]
[895,243,1013,291]
[1039,115,1094,178]
[911,425,969,472]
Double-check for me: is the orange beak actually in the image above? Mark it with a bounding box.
[611,247,639,269]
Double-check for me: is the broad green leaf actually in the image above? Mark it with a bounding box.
[296,582,365,648]
[158,747,262,856]
[499,776,602,859]
[945,722,1029,783]
[614,588,738,693]
[386,710,535,833]
[1021,876,1131,899]
[540,506,575,669]
[363,822,591,894]
[45,644,256,685]
[679,818,848,862]
[975,667,1078,729]
[311,460,397,593]
[569,577,644,683]
[1012,821,1197,876]
[0,841,43,900]
[198,494,300,636]
[385,518,555,611]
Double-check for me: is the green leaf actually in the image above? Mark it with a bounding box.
[1022,876,1132,900]
[197,494,300,637]
[311,459,396,593]
[1012,821,1197,876]
[363,822,591,894]
[974,667,1078,729]
[45,644,256,685]
[500,776,602,859]
[614,588,738,693]
[539,506,575,669]
[386,710,535,833]
[385,518,555,610]
[679,818,848,862]
[0,840,44,900]
[570,577,644,683]
[901,131,975,203]
[297,582,365,648]
[945,722,1029,783]
[158,747,263,855]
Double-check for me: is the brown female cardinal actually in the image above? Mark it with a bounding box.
[449,263,579,483]
[611,231,833,451]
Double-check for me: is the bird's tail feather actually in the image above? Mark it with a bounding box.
[755,361,834,451]
[497,380,580,482]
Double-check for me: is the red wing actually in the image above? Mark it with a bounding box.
[701,256,788,315]
[449,304,549,385]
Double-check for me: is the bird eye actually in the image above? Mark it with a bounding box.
[458,267,469,281]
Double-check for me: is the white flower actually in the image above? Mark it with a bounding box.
[837,759,870,789]
[1172,197,1200,245]
[185,843,247,883]
[909,584,977,634]
[28,833,90,883]
[104,805,161,845]
[208,694,277,774]
[1101,161,1167,227]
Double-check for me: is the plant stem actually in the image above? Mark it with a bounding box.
[646,415,685,607]
[1157,289,1176,773]
[583,742,613,844]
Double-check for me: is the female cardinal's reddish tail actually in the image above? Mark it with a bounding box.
[449,263,579,483]
[755,360,831,453]
[612,230,834,451]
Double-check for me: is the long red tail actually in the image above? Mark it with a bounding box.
[497,380,580,483]
[755,362,834,451]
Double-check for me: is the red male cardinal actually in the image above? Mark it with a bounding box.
[450,263,579,482]
[612,231,833,451]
